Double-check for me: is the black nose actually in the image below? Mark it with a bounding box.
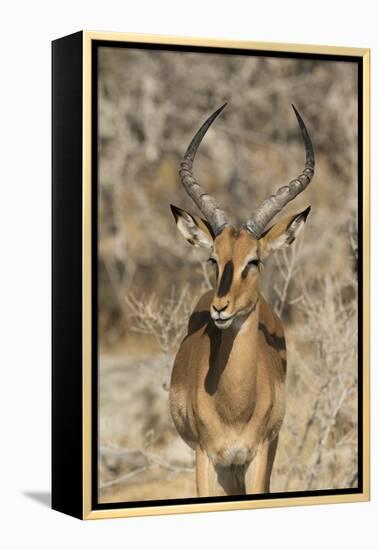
[212,303,228,313]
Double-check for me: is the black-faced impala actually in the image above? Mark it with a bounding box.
[169,103,314,496]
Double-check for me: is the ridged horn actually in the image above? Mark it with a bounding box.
[179,104,230,234]
[245,104,315,238]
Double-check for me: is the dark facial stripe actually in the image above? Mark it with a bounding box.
[217,260,234,297]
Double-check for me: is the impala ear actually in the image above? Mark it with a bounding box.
[170,205,214,249]
[260,206,311,258]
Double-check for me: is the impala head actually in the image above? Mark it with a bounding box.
[171,103,315,329]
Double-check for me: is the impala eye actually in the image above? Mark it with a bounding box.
[248,258,260,267]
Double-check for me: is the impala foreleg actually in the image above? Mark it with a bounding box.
[196,445,213,496]
[245,439,271,494]
[264,435,279,492]
[196,446,232,497]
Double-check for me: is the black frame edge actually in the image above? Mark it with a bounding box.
[52,30,84,520]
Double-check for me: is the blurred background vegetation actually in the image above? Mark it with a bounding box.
[97,46,358,503]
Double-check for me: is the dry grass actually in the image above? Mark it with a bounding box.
[97,47,358,503]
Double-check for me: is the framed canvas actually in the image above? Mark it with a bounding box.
[52,31,370,520]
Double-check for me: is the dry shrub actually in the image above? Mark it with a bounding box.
[271,251,358,491]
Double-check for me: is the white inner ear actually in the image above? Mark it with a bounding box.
[270,214,306,252]
[286,214,306,240]
[176,214,213,248]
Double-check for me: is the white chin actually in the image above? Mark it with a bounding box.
[214,318,234,330]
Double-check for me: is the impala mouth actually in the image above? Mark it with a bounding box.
[213,315,235,329]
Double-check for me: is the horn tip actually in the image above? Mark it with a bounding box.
[291,104,308,130]
[215,102,228,116]
[291,103,301,118]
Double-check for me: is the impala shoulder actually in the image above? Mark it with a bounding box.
[259,296,284,335]
[258,296,286,354]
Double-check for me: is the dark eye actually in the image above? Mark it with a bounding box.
[248,258,260,267]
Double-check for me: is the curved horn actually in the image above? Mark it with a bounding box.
[245,105,315,238]
[179,104,230,233]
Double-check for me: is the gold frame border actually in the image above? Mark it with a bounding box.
[82,31,370,520]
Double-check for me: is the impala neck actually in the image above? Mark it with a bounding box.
[205,297,261,418]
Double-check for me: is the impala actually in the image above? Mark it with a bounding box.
[169,103,315,496]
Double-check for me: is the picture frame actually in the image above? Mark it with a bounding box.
[52,30,370,520]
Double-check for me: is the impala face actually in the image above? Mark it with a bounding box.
[171,205,310,330]
[209,227,261,329]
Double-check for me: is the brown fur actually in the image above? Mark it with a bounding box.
[169,224,293,496]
